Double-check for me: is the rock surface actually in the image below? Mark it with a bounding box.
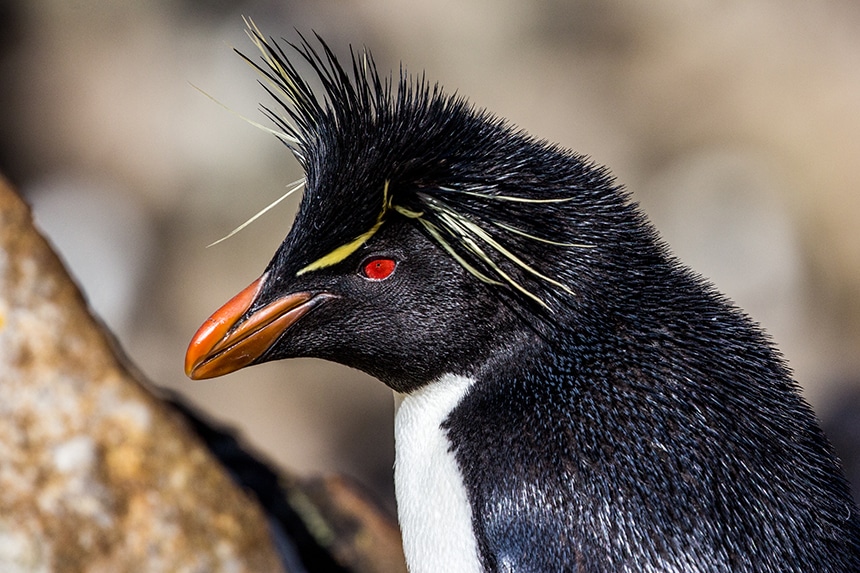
[0,174,288,572]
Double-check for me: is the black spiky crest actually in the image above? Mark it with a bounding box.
[241,20,637,310]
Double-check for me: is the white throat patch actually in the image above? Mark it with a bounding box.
[393,374,483,573]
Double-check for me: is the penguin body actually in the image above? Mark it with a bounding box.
[185,25,860,572]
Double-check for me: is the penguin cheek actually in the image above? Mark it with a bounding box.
[254,298,388,365]
[253,301,350,362]
[277,307,419,385]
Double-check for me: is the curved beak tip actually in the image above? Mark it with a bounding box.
[184,277,265,380]
[184,323,220,380]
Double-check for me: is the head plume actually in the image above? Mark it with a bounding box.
[240,20,633,311]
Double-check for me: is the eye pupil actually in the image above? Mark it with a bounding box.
[363,258,396,280]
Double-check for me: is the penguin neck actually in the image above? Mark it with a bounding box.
[393,373,484,573]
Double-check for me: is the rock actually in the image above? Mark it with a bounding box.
[0,174,287,572]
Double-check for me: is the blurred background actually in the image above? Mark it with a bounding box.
[1,0,859,510]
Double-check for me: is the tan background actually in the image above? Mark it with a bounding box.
[2,1,859,508]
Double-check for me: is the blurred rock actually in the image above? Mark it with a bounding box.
[168,394,407,573]
[300,475,406,573]
[0,175,287,571]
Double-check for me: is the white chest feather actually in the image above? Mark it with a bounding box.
[393,374,483,573]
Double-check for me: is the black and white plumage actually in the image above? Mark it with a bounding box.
[186,24,860,572]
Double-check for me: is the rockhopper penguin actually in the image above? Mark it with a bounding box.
[185,24,860,572]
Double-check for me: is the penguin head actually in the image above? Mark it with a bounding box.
[185,24,634,392]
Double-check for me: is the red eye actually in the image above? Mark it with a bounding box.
[362,258,397,281]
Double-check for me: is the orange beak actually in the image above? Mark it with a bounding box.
[184,275,332,379]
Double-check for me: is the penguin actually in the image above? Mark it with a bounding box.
[185,24,860,572]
